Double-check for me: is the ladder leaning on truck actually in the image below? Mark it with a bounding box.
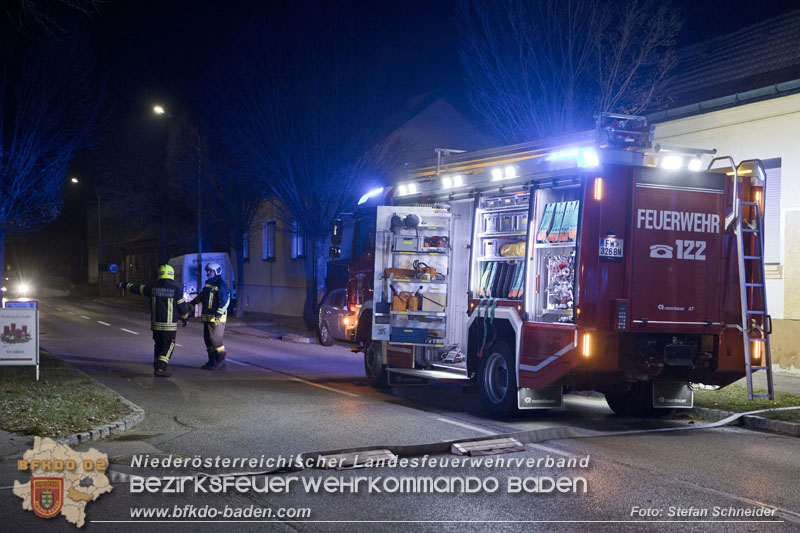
[330,114,773,418]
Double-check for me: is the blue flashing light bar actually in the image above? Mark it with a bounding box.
[357,187,384,205]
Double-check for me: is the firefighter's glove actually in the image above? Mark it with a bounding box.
[181,318,189,327]
[212,314,222,326]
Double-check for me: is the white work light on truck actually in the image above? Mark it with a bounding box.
[580,148,599,167]
[491,168,503,181]
[688,158,703,171]
[441,174,465,189]
[661,155,683,170]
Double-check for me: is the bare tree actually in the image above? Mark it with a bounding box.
[207,17,396,327]
[459,0,680,143]
[166,121,260,318]
[3,0,103,34]
[0,27,101,286]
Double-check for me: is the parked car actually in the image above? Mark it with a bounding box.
[317,289,354,346]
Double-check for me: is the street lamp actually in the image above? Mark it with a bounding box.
[153,104,203,296]
[70,177,104,298]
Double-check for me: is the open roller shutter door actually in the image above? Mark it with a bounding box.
[763,160,781,264]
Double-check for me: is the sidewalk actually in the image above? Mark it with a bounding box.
[734,370,800,395]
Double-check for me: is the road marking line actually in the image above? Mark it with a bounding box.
[56,307,63,311]
[434,417,496,435]
[226,358,251,367]
[97,321,111,326]
[176,343,182,347]
[290,377,360,398]
[67,311,74,315]
[81,315,91,320]
[120,328,139,335]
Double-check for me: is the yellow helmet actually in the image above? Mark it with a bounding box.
[158,264,175,280]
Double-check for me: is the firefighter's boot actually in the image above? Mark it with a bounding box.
[212,351,227,371]
[154,362,172,378]
[201,350,216,370]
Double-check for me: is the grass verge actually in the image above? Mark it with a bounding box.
[0,352,132,438]
[694,385,800,423]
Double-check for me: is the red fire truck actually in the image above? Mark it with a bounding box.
[330,114,773,418]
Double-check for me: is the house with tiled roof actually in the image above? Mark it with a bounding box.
[648,10,800,373]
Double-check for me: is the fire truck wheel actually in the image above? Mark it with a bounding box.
[478,341,518,418]
[318,321,335,346]
[364,341,389,389]
[604,383,673,418]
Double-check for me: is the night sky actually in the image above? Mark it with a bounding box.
[88,0,799,124]
[7,0,800,284]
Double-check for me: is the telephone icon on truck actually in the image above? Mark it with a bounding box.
[650,244,673,259]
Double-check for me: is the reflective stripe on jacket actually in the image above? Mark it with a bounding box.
[125,280,189,331]
[192,275,230,323]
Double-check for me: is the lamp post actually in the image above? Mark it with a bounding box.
[153,104,203,296]
[71,177,103,297]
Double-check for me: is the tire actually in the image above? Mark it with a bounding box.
[478,341,518,418]
[318,321,335,346]
[364,340,389,389]
[604,382,673,418]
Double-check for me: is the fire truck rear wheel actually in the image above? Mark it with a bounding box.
[604,382,673,418]
[318,321,335,346]
[364,341,389,389]
[478,341,518,418]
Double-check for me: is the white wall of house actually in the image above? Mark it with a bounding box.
[241,200,307,316]
[653,93,800,320]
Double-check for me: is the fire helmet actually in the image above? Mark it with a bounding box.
[205,262,222,276]
[158,264,175,280]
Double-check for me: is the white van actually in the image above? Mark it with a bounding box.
[167,252,235,303]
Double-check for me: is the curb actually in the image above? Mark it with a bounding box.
[689,406,800,437]
[55,365,145,448]
[571,392,799,437]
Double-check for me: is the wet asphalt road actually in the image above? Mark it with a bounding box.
[1,296,798,532]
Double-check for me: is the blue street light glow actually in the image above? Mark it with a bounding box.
[357,187,384,205]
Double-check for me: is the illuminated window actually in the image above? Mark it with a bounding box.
[291,220,306,259]
[262,221,275,261]
[242,232,249,260]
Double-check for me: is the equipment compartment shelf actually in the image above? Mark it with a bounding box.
[477,231,527,238]
[381,277,448,285]
[476,256,525,262]
[388,342,446,347]
[393,250,448,255]
[480,206,529,214]
[390,310,447,317]
[534,242,577,249]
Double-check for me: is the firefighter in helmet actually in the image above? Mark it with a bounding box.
[117,264,189,377]
[190,262,230,370]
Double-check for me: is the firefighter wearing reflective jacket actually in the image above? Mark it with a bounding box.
[117,264,188,378]
[190,262,230,371]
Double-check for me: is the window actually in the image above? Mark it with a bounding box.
[242,232,249,260]
[353,215,376,261]
[291,220,306,259]
[262,221,275,261]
